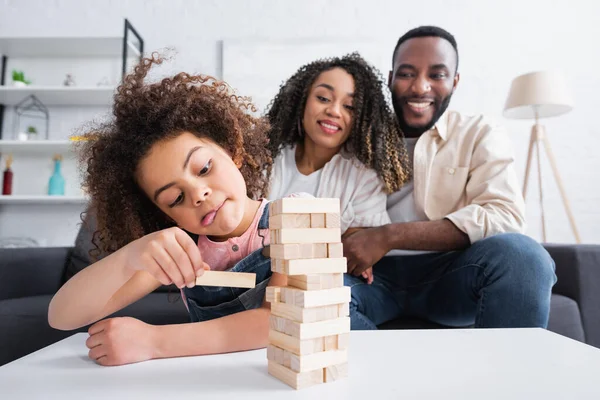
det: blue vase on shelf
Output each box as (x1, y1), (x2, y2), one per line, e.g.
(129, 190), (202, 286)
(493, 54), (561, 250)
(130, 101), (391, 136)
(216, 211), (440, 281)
(48, 155), (65, 196)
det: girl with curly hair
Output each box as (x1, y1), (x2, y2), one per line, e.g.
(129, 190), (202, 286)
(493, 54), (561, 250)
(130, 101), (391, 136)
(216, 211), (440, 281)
(48, 54), (288, 366)
(266, 53), (410, 282)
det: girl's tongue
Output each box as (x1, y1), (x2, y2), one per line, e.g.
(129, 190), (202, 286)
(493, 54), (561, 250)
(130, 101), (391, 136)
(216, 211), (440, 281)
(201, 209), (217, 226)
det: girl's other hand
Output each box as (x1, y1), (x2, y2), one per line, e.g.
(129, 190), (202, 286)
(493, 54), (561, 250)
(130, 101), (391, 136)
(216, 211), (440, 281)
(123, 227), (209, 289)
(86, 317), (159, 366)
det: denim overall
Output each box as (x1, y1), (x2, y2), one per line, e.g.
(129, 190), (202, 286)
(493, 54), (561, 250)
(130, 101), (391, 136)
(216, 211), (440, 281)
(182, 205), (272, 322)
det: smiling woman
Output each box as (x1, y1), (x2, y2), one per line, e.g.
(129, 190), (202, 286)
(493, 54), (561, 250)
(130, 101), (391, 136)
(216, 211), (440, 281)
(266, 52), (411, 234)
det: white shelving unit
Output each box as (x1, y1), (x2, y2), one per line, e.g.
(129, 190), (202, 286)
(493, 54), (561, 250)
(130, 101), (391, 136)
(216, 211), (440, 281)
(0, 139), (74, 154)
(0, 37), (141, 58)
(0, 195), (87, 205)
(0, 86), (115, 106)
(0, 20), (143, 246)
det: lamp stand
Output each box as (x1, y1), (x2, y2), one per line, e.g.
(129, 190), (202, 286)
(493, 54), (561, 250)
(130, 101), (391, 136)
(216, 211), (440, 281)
(522, 122), (581, 243)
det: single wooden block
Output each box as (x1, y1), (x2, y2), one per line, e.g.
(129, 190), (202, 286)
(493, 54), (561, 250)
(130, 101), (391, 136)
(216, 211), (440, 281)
(267, 360), (323, 390)
(337, 333), (350, 349)
(287, 273), (343, 290)
(269, 330), (323, 356)
(281, 286), (350, 308)
(328, 243), (344, 258)
(269, 243), (328, 260)
(321, 333), (349, 351)
(325, 213), (341, 228)
(268, 330), (348, 355)
(269, 214), (311, 229)
(324, 335), (338, 351)
(338, 302), (350, 317)
(310, 213), (325, 228)
(270, 228), (341, 244)
(269, 198), (340, 216)
(273, 257), (347, 275)
(265, 286), (281, 303)
(289, 348), (348, 373)
(269, 315), (350, 339)
(195, 270), (255, 288)
(267, 344), (286, 366)
(324, 362), (349, 383)
(271, 301), (344, 323)
(287, 274), (322, 284)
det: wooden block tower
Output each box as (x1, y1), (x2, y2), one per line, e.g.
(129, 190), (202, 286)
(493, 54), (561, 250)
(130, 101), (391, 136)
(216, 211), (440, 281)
(266, 197), (350, 390)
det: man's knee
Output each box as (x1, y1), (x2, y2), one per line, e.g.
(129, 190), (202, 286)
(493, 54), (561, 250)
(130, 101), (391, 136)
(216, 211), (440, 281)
(477, 233), (557, 289)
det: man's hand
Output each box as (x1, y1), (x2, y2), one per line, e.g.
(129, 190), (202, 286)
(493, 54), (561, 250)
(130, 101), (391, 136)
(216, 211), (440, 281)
(361, 267), (374, 284)
(343, 226), (389, 276)
(86, 317), (160, 366)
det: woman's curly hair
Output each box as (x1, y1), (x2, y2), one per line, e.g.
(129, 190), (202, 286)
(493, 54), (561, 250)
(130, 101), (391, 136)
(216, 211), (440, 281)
(76, 53), (272, 256)
(265, 52), (409, 193)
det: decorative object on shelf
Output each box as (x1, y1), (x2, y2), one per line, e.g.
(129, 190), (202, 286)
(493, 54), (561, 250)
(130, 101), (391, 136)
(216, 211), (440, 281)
(12, 95), (49, 141)
(504, 70), (580, 243)
(96, 76), (110, 86)
(63, 73), (76, 86)
(48, 154), (65, 195)
(2, 154), (14, 195)
(11, 69), (31, 87)
(27, 125), (38, 140)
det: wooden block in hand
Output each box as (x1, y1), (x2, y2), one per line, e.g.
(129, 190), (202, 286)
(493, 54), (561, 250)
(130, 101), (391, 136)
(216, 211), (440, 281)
(269, 197), (340, 216)
(269, 214), (311, 229)
(269, 330), (349, 356)
(195, 271), (255, 288)
(265, 286), (281, 303)
(328, 243), (343, 258)
(269, 243), (328, 260)
(287, 273), (343, 290)
(271, 301), (346, 323)
(270, 228), (341, 244)
(281, 286), (350, 308)
(267, 360), (323, 390)
(272, 257), (347, 275)
(269, 315), (350, 339)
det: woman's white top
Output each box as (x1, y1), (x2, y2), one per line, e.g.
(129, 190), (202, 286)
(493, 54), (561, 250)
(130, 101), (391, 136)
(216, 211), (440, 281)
(269, 145), (391, 234)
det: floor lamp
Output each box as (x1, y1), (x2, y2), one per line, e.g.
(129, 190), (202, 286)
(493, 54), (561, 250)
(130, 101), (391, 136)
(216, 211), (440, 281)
(503, 71), (581, 243)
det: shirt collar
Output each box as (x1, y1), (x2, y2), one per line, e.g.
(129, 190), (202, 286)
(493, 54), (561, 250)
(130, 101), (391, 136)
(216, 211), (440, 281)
(431, 111), (448, 141)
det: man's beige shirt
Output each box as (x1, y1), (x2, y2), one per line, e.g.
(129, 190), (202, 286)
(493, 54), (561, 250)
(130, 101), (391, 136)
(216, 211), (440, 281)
(410, 110), (525, 243)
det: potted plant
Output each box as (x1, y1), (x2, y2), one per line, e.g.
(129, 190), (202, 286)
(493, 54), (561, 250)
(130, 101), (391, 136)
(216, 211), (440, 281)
(12, 70), (31, 87)
(26, 126), (38, 140)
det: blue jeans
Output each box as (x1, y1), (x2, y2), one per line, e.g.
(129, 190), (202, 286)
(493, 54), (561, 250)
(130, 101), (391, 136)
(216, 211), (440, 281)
(346, 233), (557, 330)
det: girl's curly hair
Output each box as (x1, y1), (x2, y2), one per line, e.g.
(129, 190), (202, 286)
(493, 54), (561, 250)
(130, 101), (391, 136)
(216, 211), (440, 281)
(76, 53), (272, 256)
(265, 52), (409, 193)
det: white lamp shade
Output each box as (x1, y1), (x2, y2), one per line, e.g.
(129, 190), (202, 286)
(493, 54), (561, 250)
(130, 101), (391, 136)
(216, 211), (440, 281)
(503, 71), (574, 119)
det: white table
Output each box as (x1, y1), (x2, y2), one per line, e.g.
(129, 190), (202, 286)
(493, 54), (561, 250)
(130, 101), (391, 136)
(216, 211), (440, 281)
(1, 329), (599, 399)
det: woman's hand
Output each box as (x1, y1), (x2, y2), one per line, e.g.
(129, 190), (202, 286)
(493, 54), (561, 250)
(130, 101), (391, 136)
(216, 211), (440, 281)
(86, 317), (161, 366)
(123, 227), (209, 289)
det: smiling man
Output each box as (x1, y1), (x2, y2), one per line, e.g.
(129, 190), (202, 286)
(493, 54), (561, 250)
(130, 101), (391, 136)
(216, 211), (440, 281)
(343, 26), (557, 330)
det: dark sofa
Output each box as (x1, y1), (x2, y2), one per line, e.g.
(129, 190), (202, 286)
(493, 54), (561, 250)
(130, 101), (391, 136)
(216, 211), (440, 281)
(1, 232), (599, 366)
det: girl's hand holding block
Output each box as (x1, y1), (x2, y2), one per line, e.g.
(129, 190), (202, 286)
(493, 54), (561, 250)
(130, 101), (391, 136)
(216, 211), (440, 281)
(123, 226), (210, 289)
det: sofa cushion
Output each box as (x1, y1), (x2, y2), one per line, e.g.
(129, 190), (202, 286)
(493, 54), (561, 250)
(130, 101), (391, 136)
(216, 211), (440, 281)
(378, 294), (584, 342)
(0, 293), (190, 366)
(547, 294), (585, 342)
